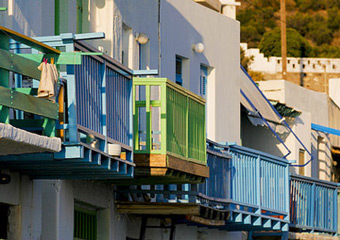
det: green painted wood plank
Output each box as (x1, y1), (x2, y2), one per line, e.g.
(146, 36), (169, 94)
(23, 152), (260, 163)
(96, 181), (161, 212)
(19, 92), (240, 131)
(17, 52), (93, 65)
(43, 118), (56, 137)
(0, 48), (41, 79)
(0, 26), (60, 54)
(14, 88), (38, 95)
(0, 33), (9, 123)
(0, 86), (58, 119)
(10, 119), (44, 128)
(0, 7), (7, 11)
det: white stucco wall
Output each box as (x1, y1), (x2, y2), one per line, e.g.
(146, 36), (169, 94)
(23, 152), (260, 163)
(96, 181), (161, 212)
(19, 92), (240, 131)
(1, 0), (55, 37)
(257, 80), (332, 180)
(1, 0), (241, 143)
(112, 0), (240, 143)
(241, 43), (340, 74)
(160, 0), (240, 143)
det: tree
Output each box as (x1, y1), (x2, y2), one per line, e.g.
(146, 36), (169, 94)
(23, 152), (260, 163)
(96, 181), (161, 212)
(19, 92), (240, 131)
(327, 7), (340, 32)
(258, 28), (314, 57)
(315, 44), (340, 57)
(307, 14), (333, 45)
(240, 47), (254, 71)
(287, 12), (312, 36)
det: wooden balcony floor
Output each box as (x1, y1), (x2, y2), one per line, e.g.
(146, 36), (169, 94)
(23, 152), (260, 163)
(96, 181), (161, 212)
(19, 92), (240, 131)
(116, 201), (289, 231)
(133, 153), (209, 184)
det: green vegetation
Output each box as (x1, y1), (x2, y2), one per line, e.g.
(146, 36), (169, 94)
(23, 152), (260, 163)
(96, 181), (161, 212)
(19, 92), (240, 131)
(237, 0), (340, 57)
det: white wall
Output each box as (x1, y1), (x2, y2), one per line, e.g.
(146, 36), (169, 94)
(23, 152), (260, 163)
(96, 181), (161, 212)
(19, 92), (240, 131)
(2, 0), (55, 37)
(329, 78), (340, 108)
(241, 43), (340, 74)
(113, 0), (240, 143)
(257, 80), (331, 180)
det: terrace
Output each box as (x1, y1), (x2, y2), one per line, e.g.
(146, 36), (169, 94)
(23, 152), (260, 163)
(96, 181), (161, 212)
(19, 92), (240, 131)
(116, 140), (290, 231)
(0, 27), (134, 179)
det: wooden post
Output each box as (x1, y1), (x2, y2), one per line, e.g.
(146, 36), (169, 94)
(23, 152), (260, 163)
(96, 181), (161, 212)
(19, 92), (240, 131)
(280, 0), (287, 80)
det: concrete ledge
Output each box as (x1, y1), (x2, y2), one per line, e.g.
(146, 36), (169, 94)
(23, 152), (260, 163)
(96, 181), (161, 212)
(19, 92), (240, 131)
(0, 123), (61, 155)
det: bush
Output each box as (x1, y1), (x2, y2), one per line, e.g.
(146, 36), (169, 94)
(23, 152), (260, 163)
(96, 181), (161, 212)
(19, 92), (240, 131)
(307, 14), (333, 45)
(259, 28), (314, 57)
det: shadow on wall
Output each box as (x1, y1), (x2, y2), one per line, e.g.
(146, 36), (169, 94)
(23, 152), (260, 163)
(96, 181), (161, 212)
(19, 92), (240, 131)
(240, 111), (288, 158)
(114, 0), (209, 82)
(311, 131), (333, 180)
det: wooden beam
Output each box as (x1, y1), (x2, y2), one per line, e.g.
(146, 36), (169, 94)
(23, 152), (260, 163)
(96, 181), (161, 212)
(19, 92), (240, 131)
(167, 155), (209, 178)
(134, 154), (167, 167)
(116, 202), (200, 215)
(0, 48), (41, 79)
(0, 86), (58, 119)
(186, 215), (225, 226)
(0, 26), (60, 54)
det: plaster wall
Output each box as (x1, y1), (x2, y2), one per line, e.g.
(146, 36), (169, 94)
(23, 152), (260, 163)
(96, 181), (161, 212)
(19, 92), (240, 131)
(1, 0), (55, 37)
(258, 80), (329, 126)
(328, 98), (340, 148)
(241, 43), (340, 74)
(0, 173), (43, 240)
(329, 78), (340, 108)
(257, 80), (332, 180)
(160, 0), (240, 143)
(1, 0), (241, 143)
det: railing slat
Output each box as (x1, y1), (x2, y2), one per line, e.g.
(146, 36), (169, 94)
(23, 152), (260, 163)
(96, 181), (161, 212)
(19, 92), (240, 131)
(290, 174), (337, 234)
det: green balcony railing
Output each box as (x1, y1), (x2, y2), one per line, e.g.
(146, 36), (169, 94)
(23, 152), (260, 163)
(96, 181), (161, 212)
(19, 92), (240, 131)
(0, 26), (61, 137)
(133, 78), (206, 165)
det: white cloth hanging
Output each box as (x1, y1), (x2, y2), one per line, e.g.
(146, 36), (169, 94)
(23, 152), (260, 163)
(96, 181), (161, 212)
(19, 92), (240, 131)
(37, 62), (58, 102)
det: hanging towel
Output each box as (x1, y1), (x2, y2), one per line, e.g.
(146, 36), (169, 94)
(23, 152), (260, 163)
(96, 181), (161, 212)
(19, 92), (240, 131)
(37, 62), (58, 102)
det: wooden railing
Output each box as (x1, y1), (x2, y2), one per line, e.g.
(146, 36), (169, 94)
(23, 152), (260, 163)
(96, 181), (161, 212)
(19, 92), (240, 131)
(0, 26), (60, 137)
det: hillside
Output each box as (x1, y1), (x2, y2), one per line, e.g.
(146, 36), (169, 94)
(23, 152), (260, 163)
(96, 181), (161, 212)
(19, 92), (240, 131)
(237, 0), (340, 58)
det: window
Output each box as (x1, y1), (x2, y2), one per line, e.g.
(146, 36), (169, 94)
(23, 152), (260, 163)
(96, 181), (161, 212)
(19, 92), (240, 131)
(74, 207), (97, 240)
(176, 56), (183, 86)
(299, 149), (305, 175)
(200, 65), (207, 99)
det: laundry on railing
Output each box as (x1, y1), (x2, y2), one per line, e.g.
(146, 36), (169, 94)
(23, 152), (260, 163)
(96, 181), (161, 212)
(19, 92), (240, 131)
(37, 62), (58, 103)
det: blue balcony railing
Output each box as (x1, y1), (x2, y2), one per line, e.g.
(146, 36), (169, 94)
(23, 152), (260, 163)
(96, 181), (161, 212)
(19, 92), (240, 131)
(117, 140), (290, 231)
(74, 42), (133, 153)
(0, 31), (134, 179)
(290, 174), (338, 234)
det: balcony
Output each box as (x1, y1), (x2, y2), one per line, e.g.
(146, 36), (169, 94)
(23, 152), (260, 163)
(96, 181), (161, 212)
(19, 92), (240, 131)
(0, 26), (62, 155)
(116, 140), (290, 231)
(133, 77), (209, 183)
(0, 29), (134, 179)
(290, 174), (338, 235)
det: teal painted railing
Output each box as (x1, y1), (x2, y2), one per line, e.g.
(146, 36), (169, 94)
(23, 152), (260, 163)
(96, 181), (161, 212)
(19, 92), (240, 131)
(32, 35), (134, 162)
(290, 174), (338, 234)
(0, 27), (60, 137)
(200, 143), (290, 222)
(0, 31), (134, 180)
(201, 143), (290, 216)
(117, 140), (290, 231)
(133, 78), (206, 165)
